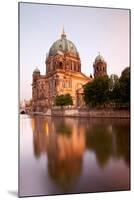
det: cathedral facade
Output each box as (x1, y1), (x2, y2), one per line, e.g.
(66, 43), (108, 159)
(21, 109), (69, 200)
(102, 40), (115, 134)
(32, 29), (107, 111)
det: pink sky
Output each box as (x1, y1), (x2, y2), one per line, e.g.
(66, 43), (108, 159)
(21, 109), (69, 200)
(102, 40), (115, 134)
(19, 3), (130, 101)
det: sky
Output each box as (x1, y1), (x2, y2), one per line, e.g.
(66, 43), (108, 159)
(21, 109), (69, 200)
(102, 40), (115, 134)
(19, 2), (130, 101)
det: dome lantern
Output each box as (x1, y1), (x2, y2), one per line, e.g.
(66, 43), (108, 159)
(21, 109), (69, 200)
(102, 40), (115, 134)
(61, 26), (66, 39)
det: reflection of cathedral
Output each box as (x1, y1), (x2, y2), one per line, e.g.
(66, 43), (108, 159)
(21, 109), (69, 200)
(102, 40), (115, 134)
(32, 116), (86, 189)
(32, 28), (107, 111)
(31, 116), (129, 190)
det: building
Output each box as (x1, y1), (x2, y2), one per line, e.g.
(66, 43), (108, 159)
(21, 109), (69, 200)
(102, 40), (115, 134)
(93, 53), (107, 78)
(20, 99), (32, 114)
(32, 29), (107, 111)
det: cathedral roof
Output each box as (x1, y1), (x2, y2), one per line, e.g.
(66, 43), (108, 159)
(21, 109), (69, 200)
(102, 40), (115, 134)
(48, 28), (79, 57)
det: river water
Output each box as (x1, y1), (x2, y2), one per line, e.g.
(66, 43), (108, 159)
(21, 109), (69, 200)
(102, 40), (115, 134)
(19, 115), (130, 197)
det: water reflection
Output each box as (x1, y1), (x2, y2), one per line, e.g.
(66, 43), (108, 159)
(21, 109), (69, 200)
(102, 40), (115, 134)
(112, 121), (130, 166)
(32, 116), (85, 190)
(86, 119), (130, 168)
(86, 125), (113, 167)
(31, 116), (130, 191)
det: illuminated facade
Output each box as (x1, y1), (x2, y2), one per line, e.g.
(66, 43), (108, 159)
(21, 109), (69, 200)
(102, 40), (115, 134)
(32, 29), (107, 111)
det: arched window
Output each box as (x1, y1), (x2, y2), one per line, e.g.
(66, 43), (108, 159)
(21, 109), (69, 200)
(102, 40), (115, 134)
(76, 63), (78, 71)
(79, 64), (81, 72)
(59, 62), (62, 69)
(74, 62), (76, 71)
(59, 44), (62, 49)
(63, 79), (72, 88)
(70, 61), (72, 70)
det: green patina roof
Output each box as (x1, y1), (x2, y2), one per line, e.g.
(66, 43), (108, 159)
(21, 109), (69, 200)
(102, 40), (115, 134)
(48, 31), (78, 57)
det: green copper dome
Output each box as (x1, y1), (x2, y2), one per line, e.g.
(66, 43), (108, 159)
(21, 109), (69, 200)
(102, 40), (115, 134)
(48, 29), (79, 57)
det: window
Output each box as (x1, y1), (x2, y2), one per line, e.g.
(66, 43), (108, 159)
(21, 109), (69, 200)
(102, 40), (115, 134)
(74, 63), (76, 71)
(63, 79), (72, 88)
(59, 62), (63, 69)
(59, 44), (62, 49)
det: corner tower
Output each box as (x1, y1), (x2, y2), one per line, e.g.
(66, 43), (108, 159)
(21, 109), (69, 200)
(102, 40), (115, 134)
(93, 53), (107, 78)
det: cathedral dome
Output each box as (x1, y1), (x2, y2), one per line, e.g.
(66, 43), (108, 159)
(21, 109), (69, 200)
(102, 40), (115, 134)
(48, 29), (79, 57)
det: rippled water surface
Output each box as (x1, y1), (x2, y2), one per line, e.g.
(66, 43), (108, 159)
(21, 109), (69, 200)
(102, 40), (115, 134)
(19, 115), (130, 197)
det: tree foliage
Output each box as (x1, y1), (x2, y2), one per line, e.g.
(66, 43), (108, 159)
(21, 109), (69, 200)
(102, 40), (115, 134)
(109, 74), (119, 92)
(109, 74), (120, 103)
(83, 67), (130, 108)
(110, 67), (130, 106)
(83, 76), (109, 107)
(54, 93), (73, 107)
(118, 67), (130, 105)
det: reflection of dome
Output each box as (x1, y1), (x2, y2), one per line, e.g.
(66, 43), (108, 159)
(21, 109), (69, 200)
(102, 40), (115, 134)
(48, 29), (78, 57)
(95, 54), (105, 62)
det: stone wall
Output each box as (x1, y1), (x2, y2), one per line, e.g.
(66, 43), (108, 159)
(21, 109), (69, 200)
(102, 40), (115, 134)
(34, 108), (130, 118)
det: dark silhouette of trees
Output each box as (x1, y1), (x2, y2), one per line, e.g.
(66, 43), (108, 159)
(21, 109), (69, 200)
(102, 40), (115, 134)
(110, 67), (130, 107)
(83, 76), (109, 107)
(119, 67), (130, 106)
(83, 67), (130, 108)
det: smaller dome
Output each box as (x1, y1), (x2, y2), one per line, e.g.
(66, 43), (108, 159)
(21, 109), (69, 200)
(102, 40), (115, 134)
(33, 67), (40, 73)
(95, 54), (105, 62)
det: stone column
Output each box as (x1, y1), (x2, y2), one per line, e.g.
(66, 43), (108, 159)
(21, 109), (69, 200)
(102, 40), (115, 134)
(72, 61), (74, 71)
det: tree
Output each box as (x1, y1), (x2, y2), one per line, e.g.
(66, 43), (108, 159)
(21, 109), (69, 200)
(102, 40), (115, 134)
(83, 76), (109, 107)
(54, 93), (73, 107)
(29, 99), (33, 111)
(109, 74), (120, 103)
(119, 67), (130, 106)
(108, 68), (130, 108)
(111, 80), (121, 105)
(83, 67), (130, 109)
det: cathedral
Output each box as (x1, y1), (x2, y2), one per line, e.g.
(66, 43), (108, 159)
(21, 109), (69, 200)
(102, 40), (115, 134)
(32, 29), (107, 111)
